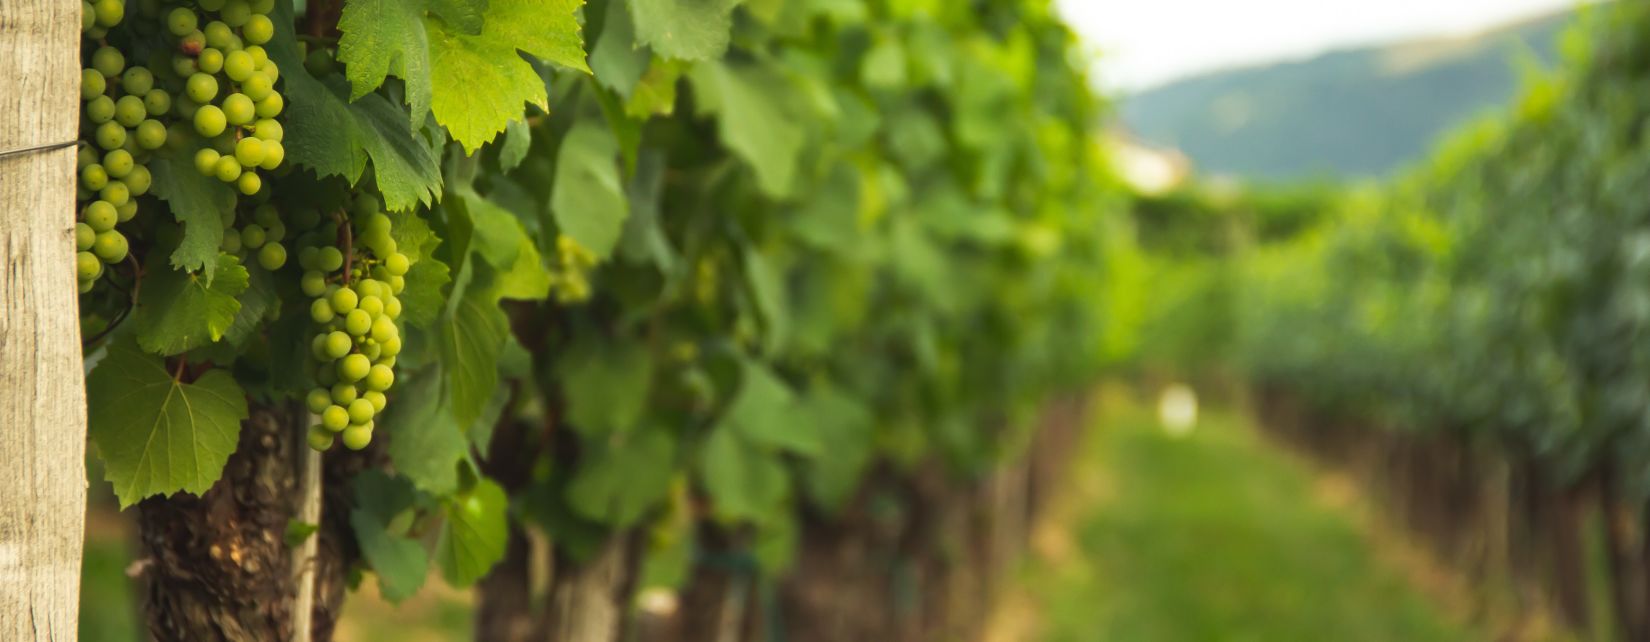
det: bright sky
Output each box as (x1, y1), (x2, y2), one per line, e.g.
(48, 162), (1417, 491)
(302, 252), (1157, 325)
(1054, 0), (1581, 92)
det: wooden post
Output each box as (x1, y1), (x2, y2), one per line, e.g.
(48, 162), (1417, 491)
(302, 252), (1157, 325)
(0, 0), (89, 640)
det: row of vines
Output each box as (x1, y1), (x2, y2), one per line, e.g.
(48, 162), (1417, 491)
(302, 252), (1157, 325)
(38, 0), (1123, 639)
(1139, 4), (1650, 639)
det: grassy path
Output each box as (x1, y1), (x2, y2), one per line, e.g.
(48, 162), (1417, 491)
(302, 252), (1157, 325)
(997, 394), (1478, 642)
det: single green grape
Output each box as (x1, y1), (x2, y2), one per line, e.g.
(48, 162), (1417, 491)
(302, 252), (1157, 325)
(115, 200), (138, 222)
(245, 46), (268, 68)
(84, 95), (116, 124)
(329, 286), (358, 314)
(241, 73), (273, 102)
(113, 95), (145, 127)
(219, 230), (242, 253)
(221, 94), (254, 126)
(221, 0), (251, 26)
(311, 297), (336, 324)
(94, 121), (126, 150)
(264, 219), (285, 243)
(203, 20), (234, 49)
(316, 246), (344, 272)
(330, 382), (358, 405)
(346, 399), (374, 425)
(251, 0), (275, 13)
(92, 0), (123, 27)
(382, 297), (402, 322)
(77, 145), (97, 169)
(357, 295), (384, 318)
(343, 309), (371, 337)
(101, 149), (133, 178)
(124, 165), (151, 196)
(259, 139), (284, 170)
(253, 118), (283, 141)
(166, 7), (197, 36)
(91, 47), (124, 78)
(80, 69), (106, 100)
(363, 364), (394, 392)
(194, 104), (227, 137)
(256, 241), (285, 269)
(234, 136), (266, 167)
(301, 271), (327, 297)
(199, 0), (225, 11)
(212, 155), (241, 182)
(81, 1), (94, 31)
(185, 73), (218, 103)
(84, 200), (118, 232)
(194, 148), (221, 176)
(359, 341), (381, 361)
(384, 253), (410, 276)
(236, 171), (261, 196)
(198, 48), (224, 75)
(321, 405), (350, 432)
(120, 67), (153, 96)
(134, 119), (167, 150)
(223, 50), (255, 83)
(76, 252), (103, 281)
(307, 426), (335, 451)
(337, 354), (371, 383)
(243, 14), (273, 45)
(253, 91), (284, 119)
(143, 89), (171, 116)
(99, 181), (129, 207)
(363, 390), (387, 413)
(355, 279), (382, 299)
(170, 52), (199, 78)
(305, 388), (332, 414)
(322, 330), (351, 359)
(80, 164), (109, 190)
(92, 230), (128, 263)
(369, 316), (397, 343)
(238, 223), (266, 250)
(341, 423), (372, 450)
(75, 223), (96, 251)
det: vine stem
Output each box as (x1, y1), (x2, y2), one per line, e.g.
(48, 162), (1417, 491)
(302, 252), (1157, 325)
(290, 415), (322, 642)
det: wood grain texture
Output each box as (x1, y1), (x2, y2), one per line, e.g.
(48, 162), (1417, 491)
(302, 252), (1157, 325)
(0, 1), (89, 640)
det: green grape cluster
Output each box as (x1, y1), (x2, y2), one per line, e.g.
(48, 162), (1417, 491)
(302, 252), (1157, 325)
(75, 7), (153, 291)
(298, 195), (410, 452)
(217, 202), (288, 270)
(548, 234), (598, 303)
(165, 0), (285, 195)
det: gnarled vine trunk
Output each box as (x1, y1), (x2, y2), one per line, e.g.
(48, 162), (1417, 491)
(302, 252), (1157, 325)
(0, 1), (88, 639)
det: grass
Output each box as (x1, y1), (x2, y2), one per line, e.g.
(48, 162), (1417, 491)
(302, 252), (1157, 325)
(1001, 392), (1477, 642)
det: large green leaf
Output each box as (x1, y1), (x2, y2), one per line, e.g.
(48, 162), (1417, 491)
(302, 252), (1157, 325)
(436, 478), (508, 586)
(336, 0), (490, 127)
(558, 338), (653, 436)
(382, 369), (469, 495)
(721, 360), (817, 455)
(551, 121), (629, 259)
(590, 0), (649, 96)
(698, 428), (787, 521)
(88, 340), (249, 508)
(350, 471), (429, 602)
(797, 385), (874, 510)
(148, 156), (233, 277)
(688, 60), (805, 197)
(429, 0), (591, 152)
(132, 254), (250, 356)
(266, 1), (442, 211)
(438, 287), (510, 428)
(628, 0), (740, 61)
(566, 425), (675, 526)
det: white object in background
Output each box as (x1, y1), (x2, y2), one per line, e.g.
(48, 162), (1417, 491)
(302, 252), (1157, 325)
(1158, 384), (1198, 437)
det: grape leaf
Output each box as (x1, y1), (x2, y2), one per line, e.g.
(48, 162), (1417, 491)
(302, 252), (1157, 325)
(389, 210), (443, 264)
(398, 257), (453, 329)
(148, 156), (233, 277)
(688, 60), (805, 197)
(436, 478), (508, 586)
(429, 0), (591, 153)
(133, 254), (250, 356)
(266, 1), (442, 211)
(493, 236), (552, 301)
(551, 121), (628, 259)
(720, 360), (816, 455)
(336, 0), (436, 127)
(438, 287), (510, 428)
(500, 119), (532, 171)
(88, 340), (249, 508)
(590, 0), (649, 96)
(629, 0), (740, 61)
(743, 249), (788, 354)
(566, 425), (674, 526)
(624, 58), (684, 118)
(221, 265), (278, 346)
(350, 510), (429, 603)
(382, 369), (468, 495)
(796, 384), (873, 511)
(558, 339), (653, 436)
(699, 428), (787, 521)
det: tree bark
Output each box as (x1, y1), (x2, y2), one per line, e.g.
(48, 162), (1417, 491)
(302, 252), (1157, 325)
(0, 0), (89, 639)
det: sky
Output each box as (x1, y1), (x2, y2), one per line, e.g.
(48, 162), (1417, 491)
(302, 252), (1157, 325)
(1054, 0), (1581, 92)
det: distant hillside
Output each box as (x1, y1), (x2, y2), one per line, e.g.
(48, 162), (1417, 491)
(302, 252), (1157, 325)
(1120, 10), (1573, 181)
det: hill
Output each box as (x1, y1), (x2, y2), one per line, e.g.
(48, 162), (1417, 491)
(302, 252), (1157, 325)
(1119, 10), (1573, 180)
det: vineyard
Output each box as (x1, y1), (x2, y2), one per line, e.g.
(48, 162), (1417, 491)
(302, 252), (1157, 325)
(6, 0), (1650, 640)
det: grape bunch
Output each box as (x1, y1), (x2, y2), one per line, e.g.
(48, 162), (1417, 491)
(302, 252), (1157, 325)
(76, 9), (160, 291)
(547, 234), (598, 303)
(165, 0), (286, 195)
(298, 196), (410, 452)
(218, 202), (288, 270)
